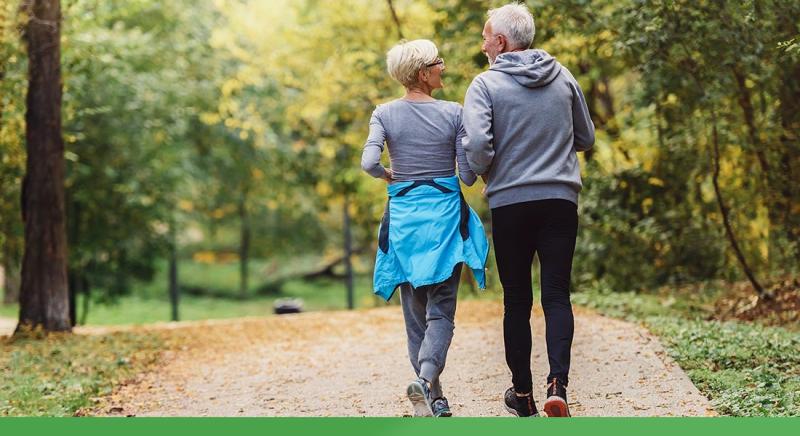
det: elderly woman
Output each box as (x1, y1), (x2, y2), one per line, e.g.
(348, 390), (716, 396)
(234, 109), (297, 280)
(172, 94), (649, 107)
(361, 39), (489, 418)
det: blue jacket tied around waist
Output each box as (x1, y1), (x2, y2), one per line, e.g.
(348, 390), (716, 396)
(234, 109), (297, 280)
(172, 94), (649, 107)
(372, 176), (489, 301)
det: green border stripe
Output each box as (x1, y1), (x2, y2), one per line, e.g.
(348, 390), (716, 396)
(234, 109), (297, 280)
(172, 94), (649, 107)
(0, 417), (798, 436)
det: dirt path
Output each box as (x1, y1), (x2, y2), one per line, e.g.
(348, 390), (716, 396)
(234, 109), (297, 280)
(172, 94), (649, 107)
(0, 317), (15, 336)
(90, 301), (715, 417)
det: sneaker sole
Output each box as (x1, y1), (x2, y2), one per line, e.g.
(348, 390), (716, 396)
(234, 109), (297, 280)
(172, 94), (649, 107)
(407, 382), (433, 417)
(503, 401), (541, 417)
(434, 410), (452, 418)
(504, 402), (520, 417)
(543, 396), (570, 417)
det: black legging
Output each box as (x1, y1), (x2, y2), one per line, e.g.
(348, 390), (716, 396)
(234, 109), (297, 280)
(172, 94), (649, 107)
(491, 199), (577, 393)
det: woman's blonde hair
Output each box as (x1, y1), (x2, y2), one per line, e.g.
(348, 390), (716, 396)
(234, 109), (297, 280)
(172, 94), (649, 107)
(386, 39), (439, 88)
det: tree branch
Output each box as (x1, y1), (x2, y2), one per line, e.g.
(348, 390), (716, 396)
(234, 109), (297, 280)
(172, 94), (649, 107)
(709, 110), (769, 300)
(386, 0), (404, 39)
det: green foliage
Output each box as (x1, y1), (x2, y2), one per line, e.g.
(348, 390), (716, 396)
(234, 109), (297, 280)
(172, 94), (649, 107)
(614, 0), (800, 278)
(0, 0), (25, 286)
(0, 331), (164, 416)
(649, 317), (800, 416)
(576, 288), (800, 416)
(60, 0), (215, 297)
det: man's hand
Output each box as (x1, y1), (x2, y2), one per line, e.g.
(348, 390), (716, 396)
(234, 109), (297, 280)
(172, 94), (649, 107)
(382, 168), (394, 183)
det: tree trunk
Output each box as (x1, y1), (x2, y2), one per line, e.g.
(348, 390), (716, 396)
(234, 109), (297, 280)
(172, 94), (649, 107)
(16, 0), (71, 334)
(168, 220), (179, 322)
(709, 113), (769, 299)
(238, 192), (250, 298)
(343, 193), (354, 310)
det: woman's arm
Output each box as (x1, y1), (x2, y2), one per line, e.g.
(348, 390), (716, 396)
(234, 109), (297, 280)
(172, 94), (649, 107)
(361, 109), (392, 180)
(455, 108), (477, 186)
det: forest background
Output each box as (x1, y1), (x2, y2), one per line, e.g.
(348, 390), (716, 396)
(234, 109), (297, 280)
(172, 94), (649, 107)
(0, 0), (798, 417)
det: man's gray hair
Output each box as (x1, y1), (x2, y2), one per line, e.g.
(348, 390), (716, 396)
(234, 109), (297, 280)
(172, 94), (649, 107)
(487, 3), (535, 50)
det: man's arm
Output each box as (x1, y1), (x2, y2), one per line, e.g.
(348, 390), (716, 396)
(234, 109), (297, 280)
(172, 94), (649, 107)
(570, 78), (595, 152)
(462, 77), (495, 175)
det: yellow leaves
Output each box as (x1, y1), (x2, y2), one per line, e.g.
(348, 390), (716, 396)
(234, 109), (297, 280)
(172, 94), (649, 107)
(223, 117), (239, 129)
(699, 177), (716, 203)
(178, 200), (194, 212)
(642, 197), (654, 214)
(292, 140), (306, 152)
(200, 112), (221, 125)
(758, 241), (769, 261)
(153, 130), (166, 144)
(193, 250), (239, 264)
(221, 78), (243, 98)
(319, 141), (337, 160)
(210, 209), (226, 219)
(316, 181), (333, 197)
(251, 168), (263, 181)
(342, 131), (363, 148)
(648, 177), (665, 187)
(719, 147), (744, 188)
(210, 204), (236, 219)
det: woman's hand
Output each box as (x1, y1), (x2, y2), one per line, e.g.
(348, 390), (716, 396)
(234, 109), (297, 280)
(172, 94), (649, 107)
(382, 168), (394, 183)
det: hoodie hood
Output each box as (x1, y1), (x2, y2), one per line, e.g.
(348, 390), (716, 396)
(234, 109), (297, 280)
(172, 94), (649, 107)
(489, 49), (562, 88)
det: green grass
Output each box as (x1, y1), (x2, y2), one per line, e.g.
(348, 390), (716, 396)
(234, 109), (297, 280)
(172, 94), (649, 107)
(1, 258), (503, 326)
(0, 259), (395, 326)
(573, 289), (800, 416)
(0, 330), (164, 416)
(0, 303), (15, 319)
(73, 274), (388, 326)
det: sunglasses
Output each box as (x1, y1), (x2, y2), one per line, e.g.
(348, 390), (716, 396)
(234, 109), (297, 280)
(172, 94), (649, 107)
(425, 57), (445, 68)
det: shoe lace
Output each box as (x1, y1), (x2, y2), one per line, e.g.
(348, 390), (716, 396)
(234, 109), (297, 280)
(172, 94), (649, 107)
(547, 377), (559, 397)
(513, 390), (535, 415)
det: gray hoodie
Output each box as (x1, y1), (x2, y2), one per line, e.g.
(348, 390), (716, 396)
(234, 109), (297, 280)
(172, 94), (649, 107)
(463, 49), (595, 209)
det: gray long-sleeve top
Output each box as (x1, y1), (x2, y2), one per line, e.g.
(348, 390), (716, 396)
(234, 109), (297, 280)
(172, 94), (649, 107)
(361, 99), (477, 186)
(463, 49), (595, 209)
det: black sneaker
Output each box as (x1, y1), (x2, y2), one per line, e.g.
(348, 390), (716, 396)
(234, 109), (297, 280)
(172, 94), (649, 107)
(431, 397), (452, 417)
(407, 378), (434, 417)
(503, 387), (540, 417)
(543, 378), (570, 417)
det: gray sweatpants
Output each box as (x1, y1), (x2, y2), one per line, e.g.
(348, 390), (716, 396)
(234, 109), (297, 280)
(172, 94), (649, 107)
(399, 263), (462, 399)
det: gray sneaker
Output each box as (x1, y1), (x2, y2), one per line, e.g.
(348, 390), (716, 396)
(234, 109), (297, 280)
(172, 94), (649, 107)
(504, 387), (541, 417)
(406, 378), (434, 417)
(431, 397), (452, 417)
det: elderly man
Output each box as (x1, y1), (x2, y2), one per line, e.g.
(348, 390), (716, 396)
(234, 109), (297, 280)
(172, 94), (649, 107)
(463, 3), (595, 418)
